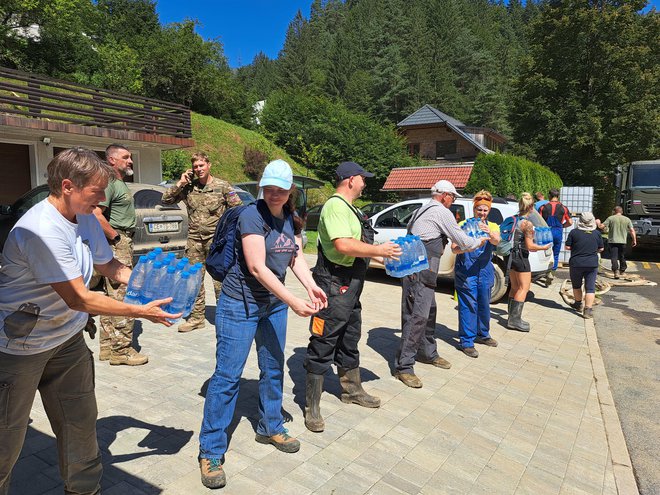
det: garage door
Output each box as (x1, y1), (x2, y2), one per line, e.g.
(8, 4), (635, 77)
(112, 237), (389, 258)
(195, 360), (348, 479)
(0, 143), (31, 204)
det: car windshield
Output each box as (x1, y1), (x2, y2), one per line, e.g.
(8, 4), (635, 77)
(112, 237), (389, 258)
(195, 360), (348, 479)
(631, 164), (660, 188)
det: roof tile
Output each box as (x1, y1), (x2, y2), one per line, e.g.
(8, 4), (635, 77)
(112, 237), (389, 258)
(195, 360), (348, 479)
(382, 166), (473, 191)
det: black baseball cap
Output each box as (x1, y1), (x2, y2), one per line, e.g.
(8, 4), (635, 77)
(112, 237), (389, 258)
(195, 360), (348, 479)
(335, 161), (375, 180)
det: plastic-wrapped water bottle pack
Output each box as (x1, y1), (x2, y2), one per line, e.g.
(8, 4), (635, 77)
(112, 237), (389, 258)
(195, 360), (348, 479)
(462, 217), (489, 238)
(123, 247), (203, 323)
(384, 235), (429, 278)
(534, 227), (553, 245)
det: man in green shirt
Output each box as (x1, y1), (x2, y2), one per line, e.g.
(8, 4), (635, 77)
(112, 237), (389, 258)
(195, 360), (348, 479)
(303, 161), (401, 433)
(597, 206), (637, 278)
(92, 144), (146, 366)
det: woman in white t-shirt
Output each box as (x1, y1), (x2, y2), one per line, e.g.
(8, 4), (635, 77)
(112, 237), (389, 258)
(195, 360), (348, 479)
(0, 148), (179, 494)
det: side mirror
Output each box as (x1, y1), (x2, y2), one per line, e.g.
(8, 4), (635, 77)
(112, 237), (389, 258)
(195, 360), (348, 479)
(614, 172), (622, 189)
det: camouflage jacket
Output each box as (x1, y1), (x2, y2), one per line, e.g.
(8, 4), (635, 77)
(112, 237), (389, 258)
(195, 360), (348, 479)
(161, 176), (242, 241)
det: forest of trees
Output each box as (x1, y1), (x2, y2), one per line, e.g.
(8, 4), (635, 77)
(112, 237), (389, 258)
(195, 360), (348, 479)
(1, 0), (658, 209)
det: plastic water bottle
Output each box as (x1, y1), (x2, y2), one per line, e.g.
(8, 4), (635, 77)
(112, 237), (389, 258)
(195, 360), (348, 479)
(413, 236), (429, 271)
(166, 271), (192, 323)
(124, 256), (148, 305)
(156, 265), (178, 301)
(546, 227), (553, 244)
(141, 261), (165, 304)
(183, 266), (203, 317)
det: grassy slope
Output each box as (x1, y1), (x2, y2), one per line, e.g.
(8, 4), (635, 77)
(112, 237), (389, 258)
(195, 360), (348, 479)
(163, 113), (330, 192)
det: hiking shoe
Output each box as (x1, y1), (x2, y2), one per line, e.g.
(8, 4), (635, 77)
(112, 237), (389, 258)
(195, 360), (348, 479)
(583, 307), (593, 319)
(109, 348), (148, 366)
(613, 270), (620, 279)
(178, 319), (206, 333)
(99, 347), (110, 361)
(475, 337), (498, 347)
(570, 300), (583, 312)
(255, 429), (300, 453)
(462, 347), (479, 358)
(199, 458), (226, 489)
(418, 356), (452, 369)
(395, 372), (422, 388)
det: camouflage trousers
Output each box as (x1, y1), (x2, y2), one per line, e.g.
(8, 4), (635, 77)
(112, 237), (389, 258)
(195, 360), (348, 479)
(185, 237), (221, 323)
(100, 232), (134, 355)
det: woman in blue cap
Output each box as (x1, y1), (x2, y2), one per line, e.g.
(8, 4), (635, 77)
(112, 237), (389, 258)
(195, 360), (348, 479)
(198, 159), (327, 489)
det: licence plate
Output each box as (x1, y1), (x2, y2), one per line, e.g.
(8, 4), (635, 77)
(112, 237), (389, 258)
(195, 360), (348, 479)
(147, 222), (178, 233)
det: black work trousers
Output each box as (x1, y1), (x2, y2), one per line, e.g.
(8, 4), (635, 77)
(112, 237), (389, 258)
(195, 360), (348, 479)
(608, 243), (628, 273)
(395, 273), (440, 374)
(304, 269), (365, 376)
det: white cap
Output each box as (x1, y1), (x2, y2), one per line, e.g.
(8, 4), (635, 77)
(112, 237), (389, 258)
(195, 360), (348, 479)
(430, 180), (461, 197)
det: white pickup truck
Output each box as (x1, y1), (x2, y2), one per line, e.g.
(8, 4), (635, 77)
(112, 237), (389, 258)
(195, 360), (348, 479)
(367, 198), (554, 302)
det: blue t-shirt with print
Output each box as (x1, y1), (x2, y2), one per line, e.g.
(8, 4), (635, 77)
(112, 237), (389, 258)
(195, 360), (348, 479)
(222, 201), (297, 304)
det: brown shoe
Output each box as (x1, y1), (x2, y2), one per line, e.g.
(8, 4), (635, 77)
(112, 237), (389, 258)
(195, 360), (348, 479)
(583, 307), (593, 319)
(109, 348), (148, 366)
(199, 458), (226, 489)
(255, 429), (300, 453)
(475, 337), (498, 347)
(462, 346), (479, 358)
(178, 319), (206, 333)
(395, 372), (422, 388)
(99, 347), (110, 361)
(418, 356), (452, 369)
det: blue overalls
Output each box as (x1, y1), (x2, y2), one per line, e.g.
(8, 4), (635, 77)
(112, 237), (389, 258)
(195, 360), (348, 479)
(455, 230), (495, 349)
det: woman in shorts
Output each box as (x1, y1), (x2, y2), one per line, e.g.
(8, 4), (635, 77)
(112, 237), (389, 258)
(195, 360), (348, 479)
(565, 212), (604, 319)
(507, 192), (553, 332)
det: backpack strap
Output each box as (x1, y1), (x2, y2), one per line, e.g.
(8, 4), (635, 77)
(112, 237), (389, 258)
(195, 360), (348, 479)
(407, 203), (438, 234)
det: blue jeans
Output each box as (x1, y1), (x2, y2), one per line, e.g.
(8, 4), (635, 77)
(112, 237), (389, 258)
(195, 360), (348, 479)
(456, 267), (493, 348)
(199, 294), (288, 461)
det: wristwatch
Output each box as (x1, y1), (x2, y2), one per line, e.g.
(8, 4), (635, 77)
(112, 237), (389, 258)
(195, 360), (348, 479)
(109, 234), (121, 245)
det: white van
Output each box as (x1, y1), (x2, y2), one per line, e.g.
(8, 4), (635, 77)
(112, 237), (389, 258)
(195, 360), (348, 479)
(367, 198), (553, 302)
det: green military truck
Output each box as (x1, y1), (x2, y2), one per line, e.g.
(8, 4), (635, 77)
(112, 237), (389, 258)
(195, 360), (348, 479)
(615, 159), (660, 249)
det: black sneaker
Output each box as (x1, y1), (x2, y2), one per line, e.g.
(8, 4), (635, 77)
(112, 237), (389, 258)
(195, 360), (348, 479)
(570, 300), (583, 312)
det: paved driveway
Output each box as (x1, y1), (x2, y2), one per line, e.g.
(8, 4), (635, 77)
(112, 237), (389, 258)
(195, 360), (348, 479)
(10, 256), (630, 494)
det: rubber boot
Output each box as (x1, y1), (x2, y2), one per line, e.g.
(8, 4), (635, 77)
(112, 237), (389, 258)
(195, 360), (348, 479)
(304, 373), (325, 432)
(507, 300), (530, 332)
(338, 367), (381, 408)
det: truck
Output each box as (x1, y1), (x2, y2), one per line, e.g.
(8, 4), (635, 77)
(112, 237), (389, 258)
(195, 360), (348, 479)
(615, 159), (660, 249)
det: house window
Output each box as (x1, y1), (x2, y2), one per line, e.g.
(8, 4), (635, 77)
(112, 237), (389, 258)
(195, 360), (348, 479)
(436, 140), (457, 158)
(408, 143), (420, 157)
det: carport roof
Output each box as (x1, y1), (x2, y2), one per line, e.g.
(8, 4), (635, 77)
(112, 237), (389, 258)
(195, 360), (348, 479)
(382, 165), (473, 191)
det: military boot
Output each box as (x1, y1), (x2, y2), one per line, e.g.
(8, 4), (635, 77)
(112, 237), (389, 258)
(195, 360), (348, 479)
(304, 373), (325, 432)
(109, 348), (149, 366)
(507, 300), (530, 332)
(178, 318), (206, 333)
(338, 367), (380, 408)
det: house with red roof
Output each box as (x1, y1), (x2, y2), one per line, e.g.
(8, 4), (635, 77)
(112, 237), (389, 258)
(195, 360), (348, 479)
(382, 105), (507, 198)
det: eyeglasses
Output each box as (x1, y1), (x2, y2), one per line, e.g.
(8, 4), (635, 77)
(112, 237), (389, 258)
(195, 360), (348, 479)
(445, 192), (456, 201)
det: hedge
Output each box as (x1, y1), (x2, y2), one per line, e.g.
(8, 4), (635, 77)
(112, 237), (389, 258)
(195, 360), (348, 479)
(464, 153), (562, 199)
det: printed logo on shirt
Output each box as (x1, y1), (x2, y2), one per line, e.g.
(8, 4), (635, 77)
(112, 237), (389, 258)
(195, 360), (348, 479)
(273, 232), (295, 253)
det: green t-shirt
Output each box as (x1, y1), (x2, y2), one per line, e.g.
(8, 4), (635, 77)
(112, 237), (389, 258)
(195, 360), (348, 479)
(318, 195), (362, 267)
(603, 215), (633, 244)
(99, 178), (136, 230)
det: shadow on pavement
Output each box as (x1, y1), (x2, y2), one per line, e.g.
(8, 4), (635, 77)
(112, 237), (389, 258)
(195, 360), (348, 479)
(10, 415), (193, 495)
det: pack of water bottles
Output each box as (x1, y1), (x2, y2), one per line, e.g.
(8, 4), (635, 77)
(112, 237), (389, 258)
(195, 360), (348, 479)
(384, 235), (429, 278)
(462, 217), (489, 238)
(534, 226), (553, 245)
(123, 247), (203, 323)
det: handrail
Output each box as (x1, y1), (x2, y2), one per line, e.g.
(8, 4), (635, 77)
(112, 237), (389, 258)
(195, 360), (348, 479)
(0, 66), (192, 138)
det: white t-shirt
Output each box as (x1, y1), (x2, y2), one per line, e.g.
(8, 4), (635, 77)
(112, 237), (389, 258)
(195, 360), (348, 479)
(0, 199), (113, 354)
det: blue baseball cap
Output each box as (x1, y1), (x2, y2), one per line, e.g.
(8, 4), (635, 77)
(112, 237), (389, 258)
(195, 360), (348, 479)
(259, 159), (293, 189)
(335, 161), (375, 180)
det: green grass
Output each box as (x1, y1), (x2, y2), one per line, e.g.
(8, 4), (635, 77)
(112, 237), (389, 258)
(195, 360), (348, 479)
(163, 112), (334, 206)
(304, 230), (318, 254)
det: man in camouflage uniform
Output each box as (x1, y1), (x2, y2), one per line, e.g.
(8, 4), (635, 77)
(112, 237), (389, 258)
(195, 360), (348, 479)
(93, 143), (148, 365)
(162, 152), (242, 332)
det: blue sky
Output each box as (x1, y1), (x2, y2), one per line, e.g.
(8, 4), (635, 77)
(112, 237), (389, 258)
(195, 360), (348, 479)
(156, 0), (659, 69)
(156, 0), (313, 68)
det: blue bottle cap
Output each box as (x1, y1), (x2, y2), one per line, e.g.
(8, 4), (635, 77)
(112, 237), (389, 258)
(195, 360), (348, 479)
(139, 255), (147, 263)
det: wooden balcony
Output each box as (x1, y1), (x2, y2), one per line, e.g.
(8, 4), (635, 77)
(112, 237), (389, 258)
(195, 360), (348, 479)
(0, 66), (194, 147)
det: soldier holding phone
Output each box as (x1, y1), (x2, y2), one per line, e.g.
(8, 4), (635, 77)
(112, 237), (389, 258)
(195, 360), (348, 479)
(161, 152), (242, 332)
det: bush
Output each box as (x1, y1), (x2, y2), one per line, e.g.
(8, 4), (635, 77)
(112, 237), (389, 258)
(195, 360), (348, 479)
(242, 146), (268, 179)
(464, 153), (562, 199)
